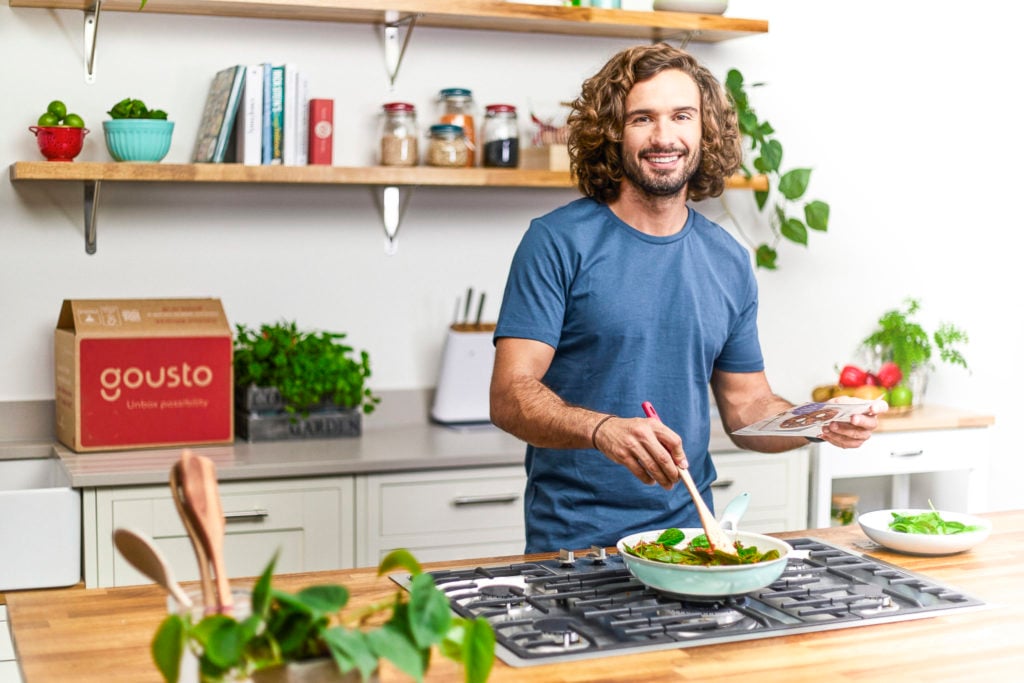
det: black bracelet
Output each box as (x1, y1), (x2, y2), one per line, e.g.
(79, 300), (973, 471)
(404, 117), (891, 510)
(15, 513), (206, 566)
(591, 414), (615, 450)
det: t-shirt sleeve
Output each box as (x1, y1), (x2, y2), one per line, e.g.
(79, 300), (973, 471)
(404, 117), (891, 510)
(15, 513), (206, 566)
(494, 219), (568, 350)
(713, 264), (765, 373)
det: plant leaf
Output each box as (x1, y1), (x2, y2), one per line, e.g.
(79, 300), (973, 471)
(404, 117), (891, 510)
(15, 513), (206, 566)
(756, 244), (778, 269)
(151, 615), (186, 683)
(295, 584), (350, 614)
(781, 217), (809, 245)
(778, 168), (811, 200)
(324, 627), (379, 681)
(760, 139), (782, 173)
(754, 189), (769, 211)
(378, 548), (423, 577)
(408, 573), (453, 649)
(804, 200), (830, 231)
(367, 623), (428, 682)
(456, 618), (496, 683)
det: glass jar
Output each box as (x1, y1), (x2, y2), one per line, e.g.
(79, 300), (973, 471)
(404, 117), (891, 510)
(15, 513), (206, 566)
(482, 104), (519, 168)
(830, 493), (859, 527)
(379, 102), (418, 166)
(438, 88), (476, 167)
(426, 124), (468, 167)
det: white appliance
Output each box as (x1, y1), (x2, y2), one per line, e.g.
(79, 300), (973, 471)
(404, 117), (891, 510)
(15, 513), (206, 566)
(431, 324), (495, 425)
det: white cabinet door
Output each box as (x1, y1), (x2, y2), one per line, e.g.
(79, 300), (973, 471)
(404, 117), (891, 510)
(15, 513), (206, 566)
(84, 476), (355, 588)
(355, 466), (526, 567)
(710, 449), (809, 533)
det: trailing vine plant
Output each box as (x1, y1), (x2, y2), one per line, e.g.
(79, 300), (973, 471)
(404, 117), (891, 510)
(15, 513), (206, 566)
(722, 69), (830, 269)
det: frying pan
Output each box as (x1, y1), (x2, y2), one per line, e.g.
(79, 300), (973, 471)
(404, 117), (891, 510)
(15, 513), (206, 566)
(616, 527), (792, 597)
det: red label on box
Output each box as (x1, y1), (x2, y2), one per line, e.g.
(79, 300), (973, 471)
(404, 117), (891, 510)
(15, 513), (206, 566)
(79, 337), (233, 447)
(308, 98), (333, 165)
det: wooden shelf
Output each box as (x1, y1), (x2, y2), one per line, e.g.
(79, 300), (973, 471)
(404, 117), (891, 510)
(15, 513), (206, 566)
(9, 0), (768, 43)
(9, 161), (768, 191)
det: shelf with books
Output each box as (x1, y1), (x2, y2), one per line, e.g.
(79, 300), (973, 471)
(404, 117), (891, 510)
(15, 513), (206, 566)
(8, 161), (768, 253)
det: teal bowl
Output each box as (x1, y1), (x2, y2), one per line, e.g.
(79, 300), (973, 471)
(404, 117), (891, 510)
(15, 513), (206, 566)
(102, 119), (174, 162)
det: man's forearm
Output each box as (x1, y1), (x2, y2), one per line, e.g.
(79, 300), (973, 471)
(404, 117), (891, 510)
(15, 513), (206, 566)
(491, 374), (607, 450)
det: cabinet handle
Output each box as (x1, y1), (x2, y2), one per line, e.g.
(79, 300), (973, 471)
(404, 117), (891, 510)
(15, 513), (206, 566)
(890, 449), (925, 458)
(710, 479), (735, 489)
(223, 508), (270, 523)
(452, 494), (520, 506)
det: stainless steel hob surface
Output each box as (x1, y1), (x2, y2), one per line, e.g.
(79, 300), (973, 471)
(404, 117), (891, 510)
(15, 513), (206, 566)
(394, 537), (985, 666)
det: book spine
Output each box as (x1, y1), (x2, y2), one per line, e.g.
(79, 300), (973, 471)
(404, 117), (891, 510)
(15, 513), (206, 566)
(237, 64), (263, 166)
(282, 64), (299, 166)
(213, 65), (245, 163)
(296, 74), (310, 166)
(308, 98), (333, 166)
(270, 65), (285, 165)
(261, 62), (273, 164)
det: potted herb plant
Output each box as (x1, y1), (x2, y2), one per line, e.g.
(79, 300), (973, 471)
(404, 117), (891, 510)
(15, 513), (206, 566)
(152, 549), (496, 683)
(103, 97), (174, 162)
(233, 321), (380, 441)
(860, 297), (969, 408)
(722, 69), (830, 270)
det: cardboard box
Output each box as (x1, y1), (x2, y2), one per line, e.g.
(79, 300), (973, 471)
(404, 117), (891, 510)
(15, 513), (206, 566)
(519, 144), (570, 171)
(54, 298), (234, 452)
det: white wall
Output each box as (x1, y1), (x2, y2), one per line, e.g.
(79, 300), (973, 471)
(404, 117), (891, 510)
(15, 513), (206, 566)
(1, 1), (1019, 510)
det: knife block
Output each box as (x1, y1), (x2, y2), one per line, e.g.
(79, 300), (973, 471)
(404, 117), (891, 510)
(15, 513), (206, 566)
(430, 323), (496, 425)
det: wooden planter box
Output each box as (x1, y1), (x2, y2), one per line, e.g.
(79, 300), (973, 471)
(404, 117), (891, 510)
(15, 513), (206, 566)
(235, 385), (361, 442)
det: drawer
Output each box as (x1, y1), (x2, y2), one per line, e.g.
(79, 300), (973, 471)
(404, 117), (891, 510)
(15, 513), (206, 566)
(710, 449), (808, 533)
(820, 428), (986, 478)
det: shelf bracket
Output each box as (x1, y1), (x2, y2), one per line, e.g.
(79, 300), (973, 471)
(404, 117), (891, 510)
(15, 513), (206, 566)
(84, 180), (101, 254)
(381, 10), (418, 90)
(373, 185), (412, 255)
(83, 0), (103, 83)
(658, 30), (697, 49)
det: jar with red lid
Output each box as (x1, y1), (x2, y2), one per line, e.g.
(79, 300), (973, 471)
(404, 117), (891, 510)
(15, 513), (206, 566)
(482, 104), (519, 168)
(379, 102), (418, 166)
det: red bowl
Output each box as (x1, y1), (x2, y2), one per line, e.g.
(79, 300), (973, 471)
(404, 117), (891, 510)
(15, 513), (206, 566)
(30, 125), (89, 162)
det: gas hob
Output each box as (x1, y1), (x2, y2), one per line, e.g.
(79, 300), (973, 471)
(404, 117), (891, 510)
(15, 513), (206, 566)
(393, 538), (985, 666)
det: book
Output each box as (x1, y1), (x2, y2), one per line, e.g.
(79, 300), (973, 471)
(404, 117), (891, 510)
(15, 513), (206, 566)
(192, 65), (245, 163)
(307, 98), (333, 165)
(282, 63), (299, 165)
(261, 62), (273, 164)
(269, 64), (285, 165)
(732, 400), (878, 438)
(296, 73), (310, 166)
(235, 64), (264, 166)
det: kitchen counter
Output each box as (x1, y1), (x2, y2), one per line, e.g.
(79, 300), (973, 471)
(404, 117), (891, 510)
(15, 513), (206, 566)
(6, 510), (1022, 682)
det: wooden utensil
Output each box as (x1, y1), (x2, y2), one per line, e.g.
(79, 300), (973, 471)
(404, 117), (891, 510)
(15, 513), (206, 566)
(113, 527), (193, 610)
(179, 449), (233, 614)
(641, 401), (738, 557)
(170, 460), (215, 610)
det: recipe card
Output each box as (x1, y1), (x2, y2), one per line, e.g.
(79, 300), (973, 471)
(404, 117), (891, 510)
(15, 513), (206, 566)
(733, 401), (877, 438)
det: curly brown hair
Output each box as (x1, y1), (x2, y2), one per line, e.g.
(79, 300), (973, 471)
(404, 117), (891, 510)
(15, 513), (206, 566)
(568, 43), (741, 203)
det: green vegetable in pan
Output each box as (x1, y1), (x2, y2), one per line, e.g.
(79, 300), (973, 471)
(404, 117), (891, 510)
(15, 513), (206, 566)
(623, 528), (780, 566)
(888, 503), (982, 535)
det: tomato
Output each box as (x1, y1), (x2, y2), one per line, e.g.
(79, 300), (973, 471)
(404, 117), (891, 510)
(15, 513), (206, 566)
(876, 362), (903, 389)
(888, 384), (913, 408)
(838, 364), (867, 387)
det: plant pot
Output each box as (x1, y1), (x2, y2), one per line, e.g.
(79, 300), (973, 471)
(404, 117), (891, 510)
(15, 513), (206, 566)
(29, 125), (88, 161)
(252, 659), (377, 683)
(103, 119), (174, 162)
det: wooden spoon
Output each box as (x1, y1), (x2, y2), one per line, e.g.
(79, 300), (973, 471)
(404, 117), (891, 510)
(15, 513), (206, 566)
(641, 401), (738, 557)
(113, 527), (193, 610)
(170, 460), (215, 610)
(179, 449), (234, 614)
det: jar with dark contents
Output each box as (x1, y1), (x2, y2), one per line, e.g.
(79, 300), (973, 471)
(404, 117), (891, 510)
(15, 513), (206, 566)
(379, 102), (418, 166)
(482, 104), (519, 168)
(426, 124), (468, 167)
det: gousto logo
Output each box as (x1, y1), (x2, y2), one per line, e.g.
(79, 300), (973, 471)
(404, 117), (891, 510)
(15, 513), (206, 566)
(99, 363), (214, 402)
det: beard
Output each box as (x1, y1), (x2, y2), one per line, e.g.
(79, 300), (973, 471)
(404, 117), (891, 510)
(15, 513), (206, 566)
(621, 146), (701, 198)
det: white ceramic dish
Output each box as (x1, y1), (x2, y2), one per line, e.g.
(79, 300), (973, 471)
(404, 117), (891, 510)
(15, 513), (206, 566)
(617, 528), (792, 597)
(857, 509), (992, 556)
(653, 0), (727, 15)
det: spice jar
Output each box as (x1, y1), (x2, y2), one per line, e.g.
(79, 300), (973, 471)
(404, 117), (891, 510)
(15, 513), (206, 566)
(482, 104), (519, 168)
(426, 124), (468, 167)
(379, 102), (418, 166)
(830, 493), (859, 527)
(438, 88), (476, 167)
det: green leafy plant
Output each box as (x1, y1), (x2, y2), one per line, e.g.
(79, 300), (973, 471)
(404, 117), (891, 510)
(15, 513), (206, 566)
(108, 97), (168, 120)
(234, 321), (380, 415)
(152, 549), (496, 683)
(861, 297), (969, 379)
(723, 69), (830, 270)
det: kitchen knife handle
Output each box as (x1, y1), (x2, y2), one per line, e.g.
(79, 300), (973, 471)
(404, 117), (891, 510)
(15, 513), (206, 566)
(452, 494), (520, 506)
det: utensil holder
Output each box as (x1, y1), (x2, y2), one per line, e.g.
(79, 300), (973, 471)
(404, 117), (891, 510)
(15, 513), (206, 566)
(430, 323), (496, 425)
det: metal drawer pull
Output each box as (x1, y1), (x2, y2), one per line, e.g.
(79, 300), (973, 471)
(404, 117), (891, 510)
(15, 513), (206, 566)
(223, 508), (270, 522)
(891, 449), (925, 458)
(452, 494), (520, 506)
(710, 479), (735, 488)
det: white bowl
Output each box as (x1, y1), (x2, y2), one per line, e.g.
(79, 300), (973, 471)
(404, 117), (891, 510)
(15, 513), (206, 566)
(653, 0), (727, 14)
(857, 509), (992, 556)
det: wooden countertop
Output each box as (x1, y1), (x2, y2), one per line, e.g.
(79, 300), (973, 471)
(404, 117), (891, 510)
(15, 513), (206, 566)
(6, 510), (1022, 682)
(875, 404), (995, 432)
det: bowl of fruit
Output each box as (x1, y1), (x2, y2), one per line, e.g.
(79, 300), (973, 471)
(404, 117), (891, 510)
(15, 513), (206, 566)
(29, 100), (88, 162)
(812, 361), (914, 413)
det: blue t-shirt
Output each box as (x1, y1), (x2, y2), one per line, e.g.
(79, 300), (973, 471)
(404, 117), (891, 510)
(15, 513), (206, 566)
(495, 197), (764, 552)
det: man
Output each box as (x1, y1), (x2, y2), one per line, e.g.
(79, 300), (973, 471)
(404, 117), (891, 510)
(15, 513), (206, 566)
(490, 44), (885, 553)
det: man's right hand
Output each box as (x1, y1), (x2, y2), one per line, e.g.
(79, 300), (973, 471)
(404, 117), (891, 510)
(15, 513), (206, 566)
(592, 416), (687, 489)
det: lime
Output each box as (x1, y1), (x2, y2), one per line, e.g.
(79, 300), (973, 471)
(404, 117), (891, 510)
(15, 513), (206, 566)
(888, 385), (913, 408)
(63, 113), (85, 128)
(47, 100), (67, 119)
(37, 112), (60, 126)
